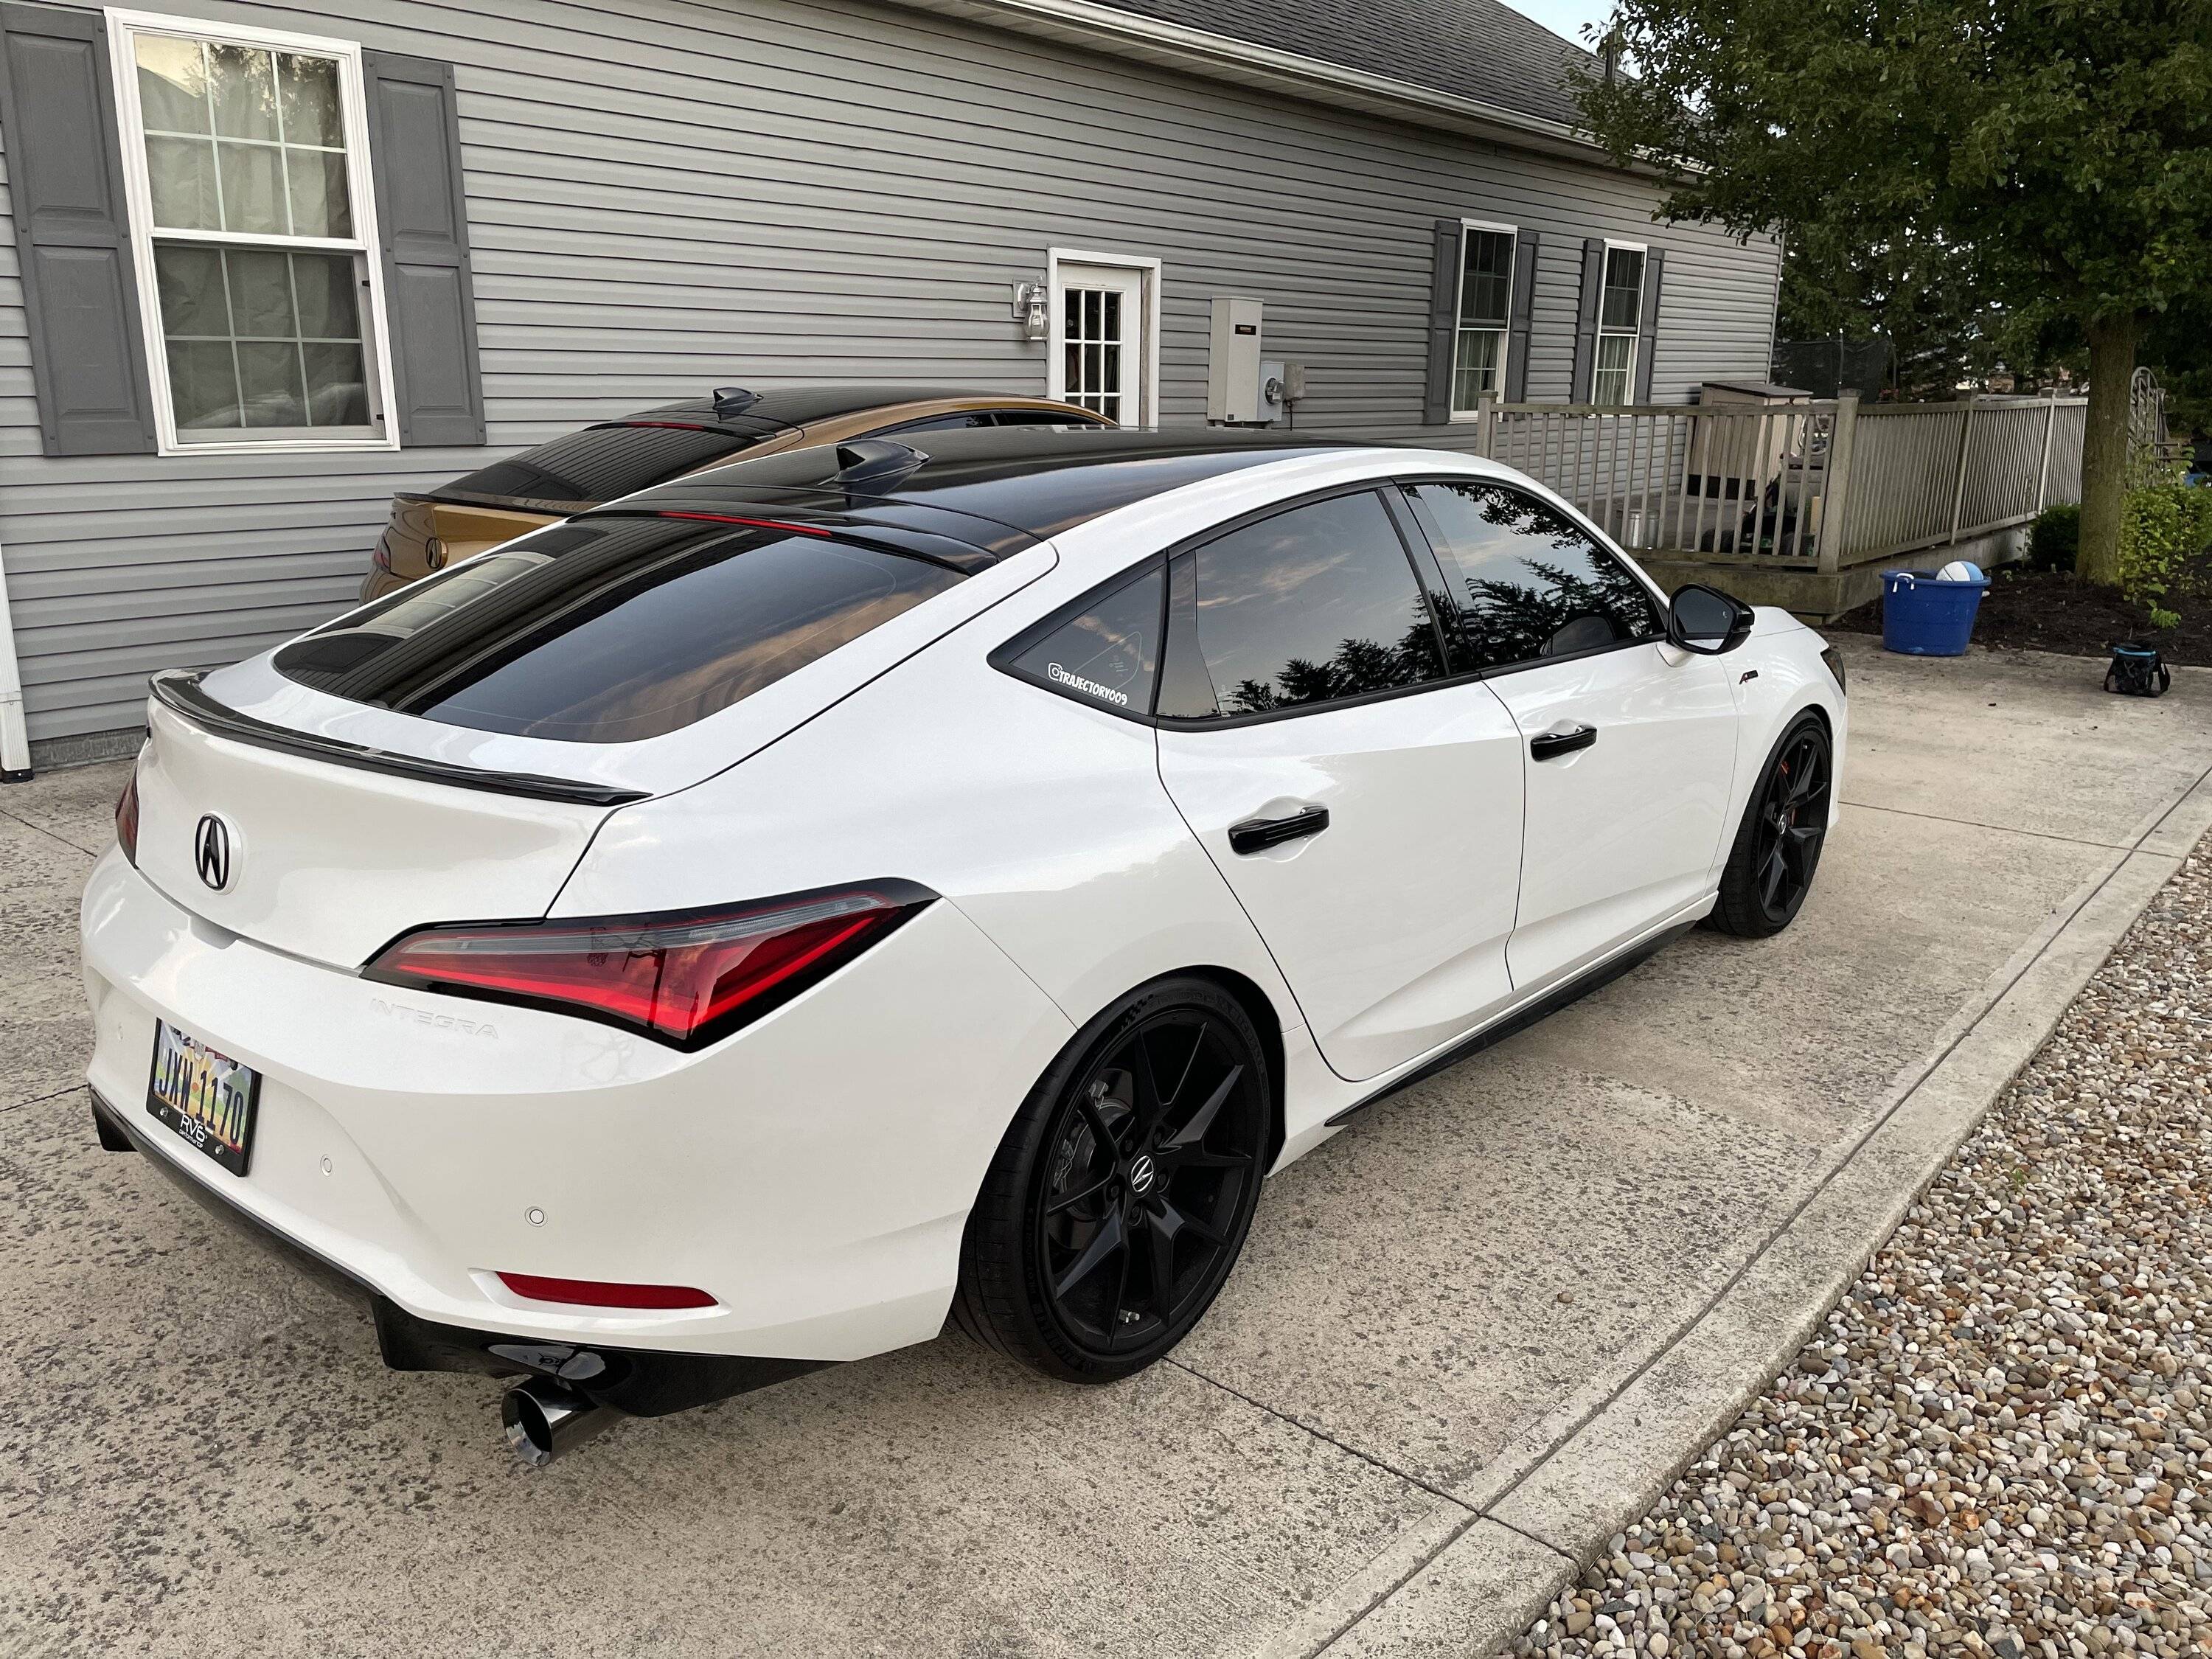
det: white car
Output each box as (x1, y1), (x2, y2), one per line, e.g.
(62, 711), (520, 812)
(81, 428), (1846, 1464)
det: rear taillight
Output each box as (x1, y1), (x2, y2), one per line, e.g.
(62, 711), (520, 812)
(497, 1273), (716, 1310)
(369, 533), (393, 573)
(115, 765), (141, 864)
(363, 880), (935, 1050)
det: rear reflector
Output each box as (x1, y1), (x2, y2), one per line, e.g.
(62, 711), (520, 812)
(497, 1273), (717, 1310)
(364, 880), (936, 1050)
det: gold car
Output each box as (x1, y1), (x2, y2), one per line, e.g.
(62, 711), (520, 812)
(361, 386), (1110, 598)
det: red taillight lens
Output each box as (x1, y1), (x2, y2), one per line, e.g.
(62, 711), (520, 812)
(364, 880), (934, 1050)
(496, 1273), (716, 1310)
(115, 766), (141, 864)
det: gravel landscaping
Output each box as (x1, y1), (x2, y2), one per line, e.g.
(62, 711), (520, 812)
(1502, 835), (2212, 1659)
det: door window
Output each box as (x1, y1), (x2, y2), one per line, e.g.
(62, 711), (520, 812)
(1157, 492), (1447, 720)
(1402, 481), (1662, 672)
(1051, 260), (1150, 425)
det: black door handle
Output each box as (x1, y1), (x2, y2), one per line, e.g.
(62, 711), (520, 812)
(1529, 723), (1598, 761)
(1228, 805), (1330, 855)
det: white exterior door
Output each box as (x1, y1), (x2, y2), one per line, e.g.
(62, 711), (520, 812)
(1052, 260), (1148, 426)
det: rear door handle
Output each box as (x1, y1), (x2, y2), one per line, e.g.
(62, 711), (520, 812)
(1228, 805), (1330, 855)
(1529, 723), (1598, 761)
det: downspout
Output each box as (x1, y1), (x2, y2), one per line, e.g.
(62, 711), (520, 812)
(0, 516), (31, 782)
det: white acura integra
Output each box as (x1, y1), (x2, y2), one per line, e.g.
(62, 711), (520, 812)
(82, 428), (1846, 1462)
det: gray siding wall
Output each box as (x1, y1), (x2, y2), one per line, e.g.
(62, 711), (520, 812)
(0, 0), (1781, 748)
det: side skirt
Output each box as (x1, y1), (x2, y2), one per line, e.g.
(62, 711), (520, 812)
(1324, 921), (1694, 1127)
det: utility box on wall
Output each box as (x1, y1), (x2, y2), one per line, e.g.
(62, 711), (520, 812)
(1208, 297), (1265, 423)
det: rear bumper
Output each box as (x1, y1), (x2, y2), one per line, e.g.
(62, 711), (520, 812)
(91, 1090), (820, 1416)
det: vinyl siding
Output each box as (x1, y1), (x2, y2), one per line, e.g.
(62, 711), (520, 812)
(0, 0), (1781, 747)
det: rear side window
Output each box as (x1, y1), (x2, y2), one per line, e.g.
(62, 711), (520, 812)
(1402, 481), (1662, 670)
(998, 563), (1164, 715)
(1156, 491), (1447, 720)
(275, 518), (962, 743)
(439, 423), (771, 509)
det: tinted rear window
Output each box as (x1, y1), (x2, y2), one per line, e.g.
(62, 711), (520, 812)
(437, 423), (773, 509)
(276, 518), (962, 742)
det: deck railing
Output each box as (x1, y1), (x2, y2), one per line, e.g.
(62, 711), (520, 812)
(1439, 392), (2087, 571)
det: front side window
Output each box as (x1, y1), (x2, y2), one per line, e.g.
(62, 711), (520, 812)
(1402, 481), (1661, 671)
(1452, 227), (1515, 413)
(1157, 492), (1447, 720)
(116, 18), (389, 448)
(1593, 246), (1646, 406)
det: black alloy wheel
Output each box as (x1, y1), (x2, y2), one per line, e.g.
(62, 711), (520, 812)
(954, 977), (1269, 1382)
(1710, 715), (1833, 938)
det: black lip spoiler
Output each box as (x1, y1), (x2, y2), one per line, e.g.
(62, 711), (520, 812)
(147, 669), (650, 808)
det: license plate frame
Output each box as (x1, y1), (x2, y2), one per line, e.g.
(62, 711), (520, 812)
(146, 1022), (262, 1177)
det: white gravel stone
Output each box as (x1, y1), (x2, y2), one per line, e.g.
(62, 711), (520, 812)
(1500, 839), (2212, 1659)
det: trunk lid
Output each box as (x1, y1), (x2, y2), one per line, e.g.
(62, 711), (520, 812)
(130, 695), (614, 969)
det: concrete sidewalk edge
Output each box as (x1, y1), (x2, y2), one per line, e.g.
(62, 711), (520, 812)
(1301, 765), (2212, 1658)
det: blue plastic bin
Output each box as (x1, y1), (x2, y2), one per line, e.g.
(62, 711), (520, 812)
(1882, 568), (1988, 656)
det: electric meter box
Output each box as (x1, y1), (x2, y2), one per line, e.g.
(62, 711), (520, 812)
(1208, 297), (1265, 423)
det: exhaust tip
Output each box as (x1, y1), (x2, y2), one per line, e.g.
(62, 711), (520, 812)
(501, 1376), (617, 1467)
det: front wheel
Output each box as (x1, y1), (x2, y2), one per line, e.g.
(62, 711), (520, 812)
(953, 977), (1270, 1383)
(1708, 714), (1833, 938)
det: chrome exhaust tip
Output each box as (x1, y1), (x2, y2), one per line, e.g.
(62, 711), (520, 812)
(501, 1376), (618, 1466)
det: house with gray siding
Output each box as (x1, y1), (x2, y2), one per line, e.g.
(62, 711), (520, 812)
(0, 0), (1783, 774)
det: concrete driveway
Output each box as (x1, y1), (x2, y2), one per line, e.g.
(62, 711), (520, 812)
(5, 636), (2211, 1658)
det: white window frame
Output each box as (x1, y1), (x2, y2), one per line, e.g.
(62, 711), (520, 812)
(105, 7), (400, 456)
(1046, 246), (1162, 429)
(1592, 238), (1648, 408)
(1449, 218), (1517, 421)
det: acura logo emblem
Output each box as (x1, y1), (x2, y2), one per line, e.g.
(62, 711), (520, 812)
(1127, 1153), (1156, 1195)
(194, 814), (235, 892)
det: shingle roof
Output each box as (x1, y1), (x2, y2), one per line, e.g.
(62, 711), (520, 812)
(1082, 0), (1601, 130)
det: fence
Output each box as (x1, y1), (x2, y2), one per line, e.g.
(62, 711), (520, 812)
(1446, 391), (2087, 573)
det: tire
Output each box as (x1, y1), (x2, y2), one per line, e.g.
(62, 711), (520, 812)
(1708, 713), (1834, 939)
(952, 975), (1270, 1383)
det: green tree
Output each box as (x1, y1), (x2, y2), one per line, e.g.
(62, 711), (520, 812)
(1574, 0), (2212, 584)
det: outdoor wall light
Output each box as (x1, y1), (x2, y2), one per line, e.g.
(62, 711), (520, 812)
(1010, 280), (1049, 341)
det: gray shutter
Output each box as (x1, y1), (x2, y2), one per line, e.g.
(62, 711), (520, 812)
(1503, 229), (1539, 403)
(363, 51), (484, 446)
(1633, 249), (1665, 404)
(1422, 218), (1464, 425)
(0, 4), (156, 456)
(1569, 238), (1604, 403)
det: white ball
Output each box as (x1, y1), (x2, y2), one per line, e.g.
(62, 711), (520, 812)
(1935, 560), (1985, 583)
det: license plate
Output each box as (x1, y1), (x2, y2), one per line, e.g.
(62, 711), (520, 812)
(146, 1023), (261, 1177)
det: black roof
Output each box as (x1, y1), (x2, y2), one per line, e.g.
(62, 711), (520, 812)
(1088, 0), (1599, 131)
(629, 384), (1013, 431)
(605, 426), (1360, 553)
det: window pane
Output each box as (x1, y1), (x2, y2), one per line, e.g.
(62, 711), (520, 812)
(291, 251), (361, 339)
(273, 521), (966, 743)
(277, 52), (344, 146)
(1005, 563), (1162, 714)
(1459, 229), (1514, 327)
(136, 36), (209, 133)
(154, 243), (230, 337)
(226, 248), (296, 338)
(285, 148), (352, 238)
(1601, 248), (1645, 332)
(237, 340), (307, 426)
(1453, 327), (1503, 411)
(208, 44), (279, 139)
(218, 141), (285, 234)
(167, 340), (240, 429)
(303, 342), (369, 425)
(1160, 492), (1444, 719)
(1403, 481), (1661, 671)
(1594, 333), (1635, 406)
(145, 135), (220, 229)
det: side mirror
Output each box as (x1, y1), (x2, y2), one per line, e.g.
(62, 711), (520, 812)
(1668, 584), (1754, 655)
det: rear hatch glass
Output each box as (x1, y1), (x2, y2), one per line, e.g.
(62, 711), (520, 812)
(433, 419), (784, 512)
(274, 516), (964, 744)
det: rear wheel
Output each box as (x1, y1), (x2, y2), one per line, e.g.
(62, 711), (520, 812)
(1708, 714), (1832, 938)
(953, 977), (1269, 1382)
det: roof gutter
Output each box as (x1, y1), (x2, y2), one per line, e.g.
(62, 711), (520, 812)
(877, 0), (1666, 173)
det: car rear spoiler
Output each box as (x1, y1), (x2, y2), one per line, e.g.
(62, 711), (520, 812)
(147, 670), (649, 808)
